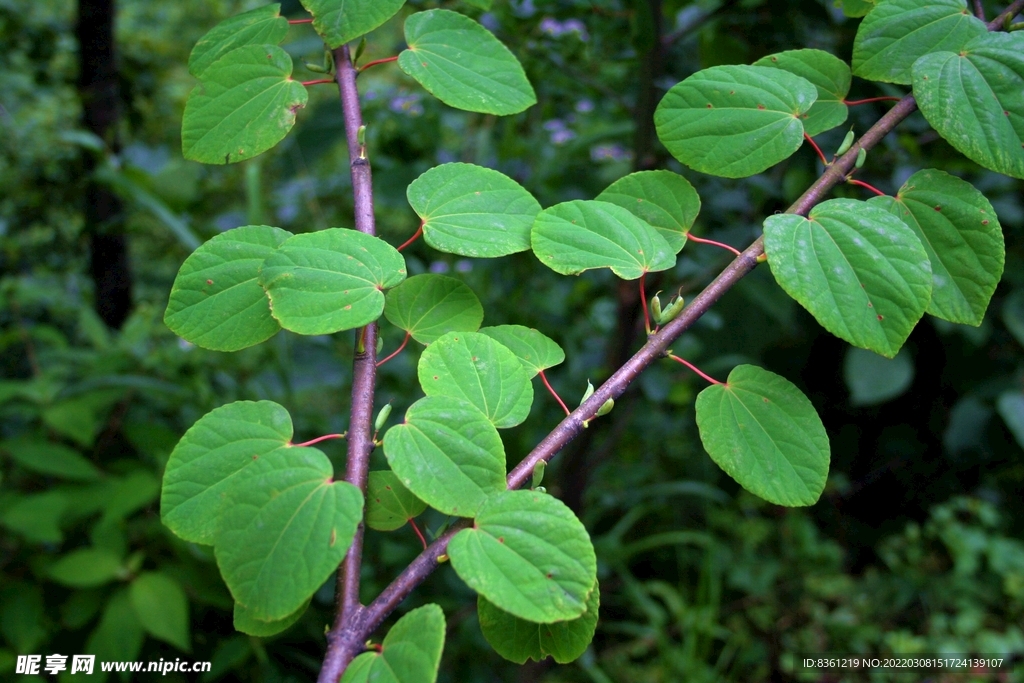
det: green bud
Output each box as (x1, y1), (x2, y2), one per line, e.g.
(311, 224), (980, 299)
(855, 147), (867, 169)
(533, 485), (546, 493)
(357, 125), (367, 147)
(531, 461), (546, 489)
(353, 37), (367, 65)
(836, 129), (855, 156)
(376, 335), (384, 355)
(374, 403), (392, 432)
(596, 397), (614, 417)
(650, 291), (663, 324)
(657, 295), (686, 325)
(304, 61), (328, 73)
(580, 380), (595, 406)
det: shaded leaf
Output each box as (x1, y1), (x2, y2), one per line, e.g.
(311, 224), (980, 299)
(130, 573), (190, 651)
(595, 171), (700, 252)
(341, 605), (445, 683)
(763, 198), (932, 357)
(399, 10), (536, 115)
(86, 590), (144, 680)
(0, 436), (102, 480)
(754, 49), (851, 136)
(188, 4), (288, 78)
(654, 65), (817, 178)
(869, 169), (1005, 325)
(407, 163), (541, 257)
(233, 599), (308, 637)
(844, 347), (914, 406)
(366, 470), (428, 531)
(695, 365), (830, 506)
(997, 392), (1024, 450)
(383, 396), (505, 517)
(259, 228), (407, 335)
(182, 45), (307, 165)
(300, 0), (405, 49)
(1, 492), (68, 544)
(164, 225), (291, 351)
(383, 274), (483, 344)
(531, 200), (676, 280)
(49, 549), (123, 588)
(478, 326), (564, 378)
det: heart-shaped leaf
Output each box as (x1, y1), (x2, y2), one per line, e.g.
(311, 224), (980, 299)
(852, 0), (985, 85)
(754, 49), (851, 136)
(383, 274), (483, 344)
(161, 400), (293, 545)
(215, 448), (362, 620)
(448, 490), (596, 623)
(341, 604), (445, 683)
(164, 225), (291, 351)
(694, 365), (830, 506)
(763, 198), (932, 358)
(531, 200), (676, 280)
(407, 163), (541, 257)
(366, 471), (428, 532)
(868, 169), (1005, 325)
(383, 396), (505, 517)
(478, 584), (599, 664)
(259, 228), (407, 335)
(398, 10), (536, 115)
(478, 326), (564, 378)
(234, 599), (309, 637)
(653, 65), (817, 178)
(182, 45), (307, 165)
(912, 32), (1024, 180)
(418, 331), (534, 428)
(299, 0), (405, 49)
(188, 4), (288, 78)
(130, 573), (190, 652)
(595, 171), (700, 253)
(0, 436), (102, 481)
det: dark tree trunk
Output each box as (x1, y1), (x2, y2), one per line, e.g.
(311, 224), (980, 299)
(77, 0), (132, 329)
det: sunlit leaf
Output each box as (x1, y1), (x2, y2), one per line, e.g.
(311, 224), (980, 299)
(188, 4), (288, 78)
(478, 326), (564, 378)
(300, 0), (405, 49)
(383, 274), (483, 344)
(596, 171), (700, 252)
(754, 49), (851, 136)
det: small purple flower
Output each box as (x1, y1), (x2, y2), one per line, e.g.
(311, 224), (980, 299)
(551, 129), (576, 145)
(389, 93), (424, 116)
(590, 144), (631, 162)
(429, 261), (450, 274)
(455, 260), (473, 273)
(543, 119), (567, 132)
(575, 99), (595, 114)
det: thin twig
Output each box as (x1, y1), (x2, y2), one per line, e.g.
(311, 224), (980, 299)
(975, 0), (986, 19)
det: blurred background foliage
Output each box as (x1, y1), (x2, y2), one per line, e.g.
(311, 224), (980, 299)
(2, 0), (1023, 681)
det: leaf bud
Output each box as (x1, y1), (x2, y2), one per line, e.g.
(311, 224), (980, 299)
(531, 461), (546, 489)
(596, 397), (614, 417)
(657, 295), (686, 325)
(650, 291), (663, 324)
(836, 128), (855, 156)
(855, 147), (867, 169)
(304, 61), (327, 73)
(374, 403), (392, 433)
(580, 380), (594, 406)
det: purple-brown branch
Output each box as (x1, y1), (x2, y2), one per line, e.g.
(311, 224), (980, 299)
(318, 7), (1022, 680)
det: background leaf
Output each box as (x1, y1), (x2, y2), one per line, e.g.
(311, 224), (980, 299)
(259, 228), (406, 335)
(382, 396), (505, 517)
(478, 584), (599, 664)
(341, 604), (445, 683)
(383, 274), (484, 344)
(595, 170), (700, 253)
(448, 490), (597, 623)
(531, 200), (676, 280)
(164, 225), (291, 351)
(852, 0), (985, 84)
(763, 198), (932, 358)
(182, 45), (307, 165)
(0, 436), (102, 480)
(868, 169), (1005, 325)
(130, 572), (190, 651)
(299, 0), (405, 49)
(187, 4), (288, 78)
(398, 10), (536, 115)
(695, 365), (830, 507)
(753, 49), (851, 136)
(843, 347), (915, 406)
(478, 326), (564, 378)
(48, 549), (123, 588)
(417, 331), (533, 428)
(653, 65), (817, 178)
(407, 163), (541, 257)
(996, 392), (1024, 450)
(365, 470), (428, 531)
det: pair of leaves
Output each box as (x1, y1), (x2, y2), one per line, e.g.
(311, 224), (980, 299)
(160, 401), (363, 629)
(165, 225), (406, 351)
(764, 172), (1003, 358)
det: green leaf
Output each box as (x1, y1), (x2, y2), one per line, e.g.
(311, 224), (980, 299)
(868, 169), (1005, 325)
(49, 549), (123, 588)
(694, 365), (830, 507)
(463, 0), (493, 7)
(418, 331), (534, 428)
(300, 0), (405, 49)
(407, 163), (541, 257)
(1, 492), (68, 544)
(182, 45), (307, 165)
(839, 0), (876, 18)
(259, 228), (407, 335)
(1003, 290), (1024, 348)
(341, 604), (445, 683)
(852, 0), (985, 85)
(753, 49), (851, 136)
(0, 436), (102, 480)
(844, 347), (915, 406)
(383, 274), (484, 344)
(383, 396), (505, 517)
(997, 391), (1024, 450)
(531, 200), (676, 280)
(653, 65), (817, 178)
(164, 225), (291, 351)
(399, 10), (536, 115)
(912, 33), (1024, 180)
(366, 470), (428, 531)
(233, 599), (309, 637)
(0, 583), (46, 652)
(478, 584), (599, 664)
(595, 171), (701, 253)
(161, 400), (293, 545)
(130, 573), (190, 652)
(215, 448), (363, 620)
(478, 326), (564, 378)
(448, 490), (597, 623)
(188, 4), (288, 78)
(763, 198), (932, 358)
(86, 590), (145, 676)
